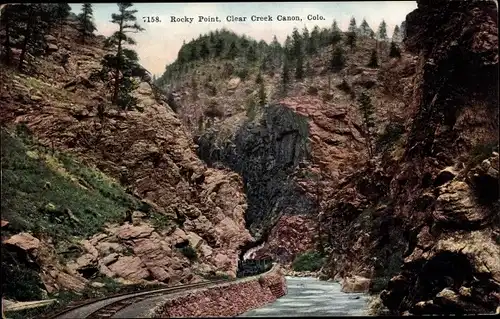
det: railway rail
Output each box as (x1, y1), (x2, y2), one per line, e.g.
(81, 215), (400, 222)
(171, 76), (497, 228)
(45, 279), (231, 319)
(39, 260), (275, 319)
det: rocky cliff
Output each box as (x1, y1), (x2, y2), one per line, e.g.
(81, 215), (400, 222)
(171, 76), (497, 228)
(177, 35), (416, 264)
(0, 16), (253, 302)
(322, 0), (499, 314)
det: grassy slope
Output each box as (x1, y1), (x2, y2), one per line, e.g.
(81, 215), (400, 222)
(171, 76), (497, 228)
(1, 125), (138, 240)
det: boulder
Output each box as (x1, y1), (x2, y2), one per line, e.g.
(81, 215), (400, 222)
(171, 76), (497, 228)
(131, 211), (147, 225)
(45, 35), (57, 43)
(96, 242), (123, 256)
(99, 253), (119, 266)
(227, 77), (241, 90)
(117, 224), (154, 240)
(341, 275), (371, 293)
(186, 231), (203, 249)
(4, 233), (41, 253)
(433, 181), (488, 226)
(46, 43), (59, 53)
(108, 256), (150, 281)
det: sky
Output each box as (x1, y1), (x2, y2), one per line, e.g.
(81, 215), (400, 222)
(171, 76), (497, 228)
(70, 2), (417, 77)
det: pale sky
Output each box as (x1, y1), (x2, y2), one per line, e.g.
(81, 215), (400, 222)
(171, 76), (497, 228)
(70, 2), (417, 76)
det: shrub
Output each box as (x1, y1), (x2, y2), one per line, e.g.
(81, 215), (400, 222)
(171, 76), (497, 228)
(179, 245), (198, 261)
(204, 99), (224, 118)
(235, 68), (249, 81)
(337, 79), (353, 94)
(367, 49), (379, 68)
(307, 86), (319, 95)
(1, 245), (44, 301)
(292, 250), (325, 272)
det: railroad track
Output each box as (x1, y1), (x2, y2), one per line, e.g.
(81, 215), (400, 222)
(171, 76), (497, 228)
(45, 279), (232, 319)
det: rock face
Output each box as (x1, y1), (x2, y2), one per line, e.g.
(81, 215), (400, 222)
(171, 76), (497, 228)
(322, 0), (499, 315)
(196, 104), (314, 237)
(0, 17), (252, 293)
(253, 215), (316, 264)
(193, 36), (415, 263)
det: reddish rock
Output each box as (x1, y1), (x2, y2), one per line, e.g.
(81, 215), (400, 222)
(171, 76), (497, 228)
(341, 275), (371, 293)
(150, 266), (286, 318)
(117, 224), (154, 240)
(4, 233), (41, 253)
(108, 256), (150, 281)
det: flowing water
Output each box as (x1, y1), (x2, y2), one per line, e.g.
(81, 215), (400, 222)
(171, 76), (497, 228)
(240, 276), (371, 317)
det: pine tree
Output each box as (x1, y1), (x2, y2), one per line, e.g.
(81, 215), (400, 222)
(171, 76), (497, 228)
(348, 17), (357, 34)
(214, 37), (224, 57)
(330, 45), (346, 72)
(346, 31), (357, 51)
(392, 25), (401, 43)
(295, 52), (304, 80)
(389, 41), (401, 58)
(284, 35), (293, 61)
(240, 36), (250, 50)
(400, 21), (407, 40)
(54, 3), (71, 35)
(367, 49), (378, 68)
(226, 41), (238, 59)
(189, 44), (198, 61)
(302, 26), (310, 49)
(359, 19), (373, 38)
(199, 41), (210, 60)
(1, 4), (16, 63)
(307, 26), (319, 55)
(282, 56), (290, 88)
(291, 27), (302, 59)
(6, 4), (53, 71)
(77, 3), (96, 45)
(357, 92), (375, 158)
(377, 20), (388, 41)
(331, 20), (342, 45)
(270, 35), (282, 67)
(103, 2), (144, 108)
(246, 44), (258, 62)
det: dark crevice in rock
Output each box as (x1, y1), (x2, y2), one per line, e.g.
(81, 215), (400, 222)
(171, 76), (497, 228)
(195, 104), (315, 239)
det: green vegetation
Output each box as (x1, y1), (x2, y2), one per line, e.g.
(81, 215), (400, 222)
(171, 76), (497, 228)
(1, 127), (177, 303)
(1, 127), (139, 239)
(77, 3), (97, 45)
(100, 2), (145, 110)
(367, 49), (379, 68)
(359, 19), (374, 38)
(346, 17), (357, 50)
(392, 25), (402, 43)
(178, 245), (198, 261)
(389, 42), (401, 58)
(330, 46), (346, 72)
(292, 250), (325, 272)
(0, 3), (71, 69)
(377, 20), (388, 41)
